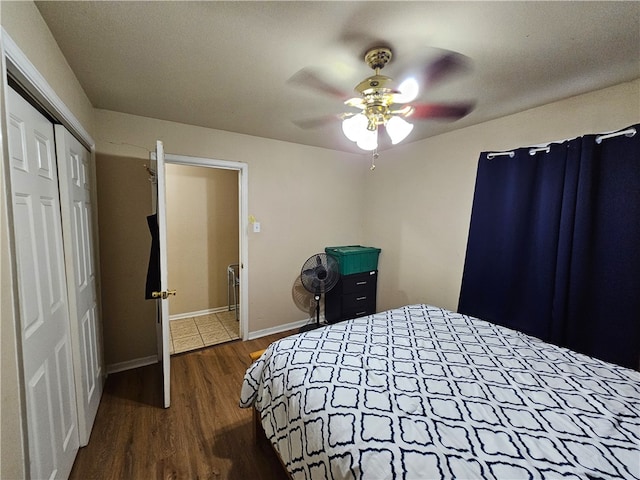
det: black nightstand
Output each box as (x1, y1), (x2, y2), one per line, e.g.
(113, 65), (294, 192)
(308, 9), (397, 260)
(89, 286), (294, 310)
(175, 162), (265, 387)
(325, 270), (377, 323)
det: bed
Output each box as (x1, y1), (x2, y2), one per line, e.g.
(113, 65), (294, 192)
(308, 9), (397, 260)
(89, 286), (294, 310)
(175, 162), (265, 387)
(240, 304), (640, 479)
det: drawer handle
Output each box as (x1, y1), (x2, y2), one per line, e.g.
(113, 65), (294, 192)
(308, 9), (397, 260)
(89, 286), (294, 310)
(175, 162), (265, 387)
(356, 281), (367, 285)
(356, 296), (367, 301)
(356, 311), (367, 316)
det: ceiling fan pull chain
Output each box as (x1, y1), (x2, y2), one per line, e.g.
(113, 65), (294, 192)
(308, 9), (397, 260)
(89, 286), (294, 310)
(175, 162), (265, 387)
(371, 150), (378, 171)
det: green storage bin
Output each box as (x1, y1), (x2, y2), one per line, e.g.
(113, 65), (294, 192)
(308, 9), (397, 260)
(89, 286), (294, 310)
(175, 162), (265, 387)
(325, 245), (381, 275)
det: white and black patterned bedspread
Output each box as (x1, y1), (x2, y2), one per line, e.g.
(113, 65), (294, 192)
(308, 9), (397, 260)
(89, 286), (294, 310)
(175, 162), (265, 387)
(240, 304), (640, 479)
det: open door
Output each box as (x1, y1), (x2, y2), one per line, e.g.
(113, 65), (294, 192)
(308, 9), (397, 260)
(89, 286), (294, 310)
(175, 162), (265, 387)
(151, 141), (173, 408)
(149, 146), (248, 408)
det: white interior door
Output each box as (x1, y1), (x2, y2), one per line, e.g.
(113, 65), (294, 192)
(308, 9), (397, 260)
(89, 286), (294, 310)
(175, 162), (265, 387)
(7, 87), (79, 479)
(153, 141), (171, 408)
(55, 125), (103, 446)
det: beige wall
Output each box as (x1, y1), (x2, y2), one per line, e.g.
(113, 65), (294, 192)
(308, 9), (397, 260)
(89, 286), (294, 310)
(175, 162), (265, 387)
(1, 1), (95, 135)
(94, 154), (158, 366)
(166, 165), (239, 316)
(1, 2), (96, 478)
(94, 108), (367, 364)
(365, 79), (640, 313)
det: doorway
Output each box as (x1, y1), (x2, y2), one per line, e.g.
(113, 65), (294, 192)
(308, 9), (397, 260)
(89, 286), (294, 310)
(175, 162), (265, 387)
(159, 154), (249, 355)
(166, 164), (240, 354)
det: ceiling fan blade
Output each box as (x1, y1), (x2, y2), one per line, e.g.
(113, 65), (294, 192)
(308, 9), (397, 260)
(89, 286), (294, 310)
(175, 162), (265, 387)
(409, 102), (475, 120)
(420, 52), (470, 89)
(288, 68), (350, 99)
(344, 97), (365, 109)
(292, 114), (343, 130)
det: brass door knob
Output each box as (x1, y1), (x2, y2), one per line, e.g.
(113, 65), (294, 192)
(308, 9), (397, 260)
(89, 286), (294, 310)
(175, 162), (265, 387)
(151, 290), (177, 300)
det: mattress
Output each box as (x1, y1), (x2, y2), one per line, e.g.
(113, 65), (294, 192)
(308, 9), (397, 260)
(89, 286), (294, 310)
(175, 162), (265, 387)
(240, 304), (640, 479)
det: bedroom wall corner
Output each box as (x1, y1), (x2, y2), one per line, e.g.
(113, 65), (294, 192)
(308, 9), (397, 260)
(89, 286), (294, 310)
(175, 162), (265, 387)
(364, 78), (640, 314)
(1, 1), (95, 137)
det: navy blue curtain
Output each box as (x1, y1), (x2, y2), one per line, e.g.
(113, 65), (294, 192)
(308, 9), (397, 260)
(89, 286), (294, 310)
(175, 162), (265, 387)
(458, 125), (639, 370)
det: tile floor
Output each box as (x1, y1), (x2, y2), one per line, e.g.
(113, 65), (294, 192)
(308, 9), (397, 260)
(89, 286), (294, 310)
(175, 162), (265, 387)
(169, 310), (240, 355)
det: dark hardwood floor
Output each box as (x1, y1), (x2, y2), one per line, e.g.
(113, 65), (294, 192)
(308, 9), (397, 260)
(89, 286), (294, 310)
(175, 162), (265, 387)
(70, 331), (295, 480)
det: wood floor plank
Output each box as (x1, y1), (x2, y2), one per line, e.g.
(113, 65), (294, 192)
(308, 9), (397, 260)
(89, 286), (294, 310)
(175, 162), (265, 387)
(70, 331), (294, 479)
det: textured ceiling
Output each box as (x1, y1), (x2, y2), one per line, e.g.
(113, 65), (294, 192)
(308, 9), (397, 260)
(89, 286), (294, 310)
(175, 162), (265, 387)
(36, 1), (640, 153)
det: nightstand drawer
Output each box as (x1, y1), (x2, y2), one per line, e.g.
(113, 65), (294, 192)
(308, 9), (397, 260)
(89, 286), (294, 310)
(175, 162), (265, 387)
(342, 305), (375, 320)
(342, 291), (375, 310)
(341, 270), (377, 294)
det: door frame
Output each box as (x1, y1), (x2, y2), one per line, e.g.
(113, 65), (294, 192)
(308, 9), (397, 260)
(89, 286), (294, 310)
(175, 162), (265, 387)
(2, 30), (94, 150)
(160, 153), (249, 341)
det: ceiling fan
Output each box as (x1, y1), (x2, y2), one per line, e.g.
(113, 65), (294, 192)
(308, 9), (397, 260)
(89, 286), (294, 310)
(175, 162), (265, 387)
(291, 46), (474, 155)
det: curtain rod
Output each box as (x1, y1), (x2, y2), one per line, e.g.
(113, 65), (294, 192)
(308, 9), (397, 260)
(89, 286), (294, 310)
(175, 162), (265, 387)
(487, 126), (637, 159)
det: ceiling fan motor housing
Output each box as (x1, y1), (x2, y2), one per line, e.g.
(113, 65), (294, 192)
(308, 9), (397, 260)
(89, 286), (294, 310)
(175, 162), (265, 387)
(356, 74), (396, 96)
(365, 47), (392, 71)
(355, 79), (398, 128)
(353, 47), (405, 129)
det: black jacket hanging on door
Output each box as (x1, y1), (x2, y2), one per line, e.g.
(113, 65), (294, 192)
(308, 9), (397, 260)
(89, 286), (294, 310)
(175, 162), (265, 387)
(145, 214), (160, 300)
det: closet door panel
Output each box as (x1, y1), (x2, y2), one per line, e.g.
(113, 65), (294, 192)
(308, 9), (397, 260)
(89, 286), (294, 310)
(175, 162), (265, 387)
(41, 197), (67, 309)
(26, 363), (57, 480)
(7, 87), (79, 480)
(56, 124), (104, 446)
(13, 194), (44, 334)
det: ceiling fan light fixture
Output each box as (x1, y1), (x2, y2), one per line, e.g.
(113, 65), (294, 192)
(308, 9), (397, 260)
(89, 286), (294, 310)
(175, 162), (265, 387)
(342, 113), (368, 142)
(393, 77), (419, 103)
(356, 127), (378, 151)
(386, 116), (414, 144)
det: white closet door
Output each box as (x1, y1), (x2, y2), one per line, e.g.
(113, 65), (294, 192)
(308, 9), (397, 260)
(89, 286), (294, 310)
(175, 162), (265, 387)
(7, 88), (79, 479)
(55, 125), (103, 446)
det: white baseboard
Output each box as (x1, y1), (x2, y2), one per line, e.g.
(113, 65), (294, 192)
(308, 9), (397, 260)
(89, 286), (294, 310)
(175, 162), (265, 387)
(107, 316), (319, 372)
(247, 316), (325, 340)
(106, 355), (158, 375)
(169, 306), (232, 321)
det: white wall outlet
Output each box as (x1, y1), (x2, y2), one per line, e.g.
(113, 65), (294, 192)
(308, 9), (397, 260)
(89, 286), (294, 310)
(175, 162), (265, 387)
(253, 222), (261, 233)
